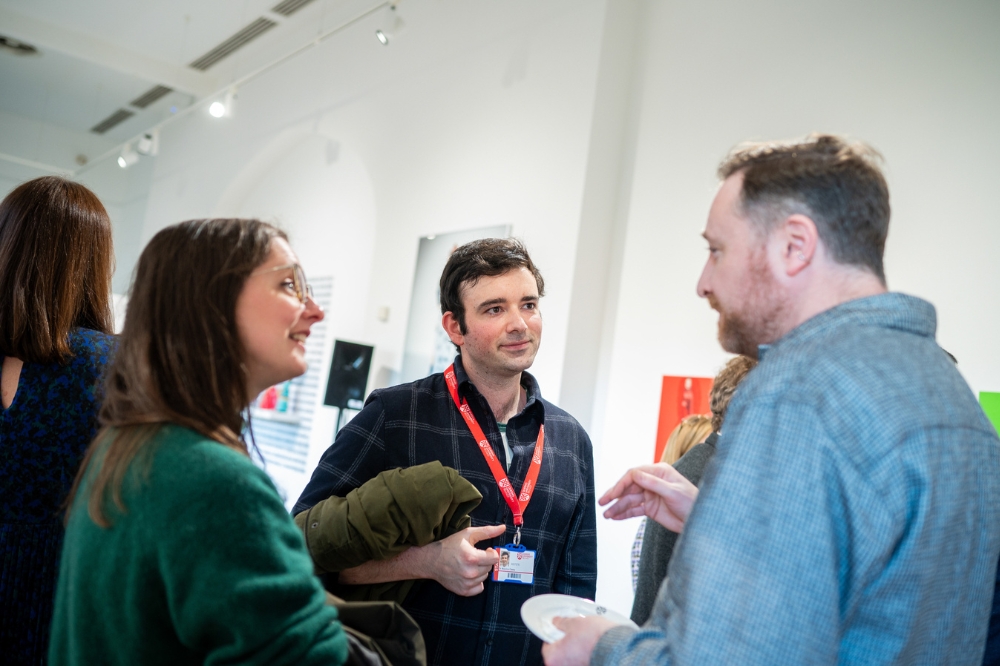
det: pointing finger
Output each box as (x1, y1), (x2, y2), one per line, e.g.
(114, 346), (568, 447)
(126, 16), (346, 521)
(466, 524), (506, 545)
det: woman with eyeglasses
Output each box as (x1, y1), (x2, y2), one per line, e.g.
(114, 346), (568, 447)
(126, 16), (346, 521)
(0, 177), (116, 664)
(49, 219), (347, 665)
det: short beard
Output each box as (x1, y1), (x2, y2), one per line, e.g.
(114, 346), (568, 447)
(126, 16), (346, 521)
(712, 252), (788, 357)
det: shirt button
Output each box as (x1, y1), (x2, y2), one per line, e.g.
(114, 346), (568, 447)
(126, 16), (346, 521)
(486, 638), (493, 646)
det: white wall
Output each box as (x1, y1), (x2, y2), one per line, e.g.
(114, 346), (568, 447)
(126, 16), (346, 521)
(591, 0), (1000, 612)
(136, 0), (607, 421)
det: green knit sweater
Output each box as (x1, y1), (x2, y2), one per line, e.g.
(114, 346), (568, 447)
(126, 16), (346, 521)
(49, 424), (348, 666)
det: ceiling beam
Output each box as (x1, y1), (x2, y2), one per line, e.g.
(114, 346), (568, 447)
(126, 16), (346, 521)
(0, 7), (216, 98)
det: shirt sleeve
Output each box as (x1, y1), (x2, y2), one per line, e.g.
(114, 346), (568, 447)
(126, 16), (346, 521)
(153, 448), (349, 666)
(593, 397), (889, 665)
(553, 427), (598, 600)
(294, 393), (389, 514)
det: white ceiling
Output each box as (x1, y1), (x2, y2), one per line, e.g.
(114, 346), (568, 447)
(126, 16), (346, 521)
(0, 0), (366, 152)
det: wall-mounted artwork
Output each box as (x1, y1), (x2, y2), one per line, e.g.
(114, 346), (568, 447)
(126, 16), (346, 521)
(980, 392), (1000, 435)
(654, 375), (713, 462)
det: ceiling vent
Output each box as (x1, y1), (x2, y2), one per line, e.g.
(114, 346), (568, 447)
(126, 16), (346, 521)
(188, 17), (278, 71)
(271, 0), (318, 17)
(91, 109), (135, 134)
(130, 85), (173, 109)
(0, 35), (40, 56)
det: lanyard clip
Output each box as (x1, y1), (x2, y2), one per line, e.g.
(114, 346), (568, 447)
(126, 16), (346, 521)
(513, 525), (522, 547)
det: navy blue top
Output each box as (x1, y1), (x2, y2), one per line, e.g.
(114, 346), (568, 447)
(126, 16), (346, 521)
(295, 355), (597, 666)
(0, 328), (116, 663)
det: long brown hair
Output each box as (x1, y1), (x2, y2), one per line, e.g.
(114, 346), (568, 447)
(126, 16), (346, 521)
(68, 218), (285, 527)
(0, 176), (114, 362)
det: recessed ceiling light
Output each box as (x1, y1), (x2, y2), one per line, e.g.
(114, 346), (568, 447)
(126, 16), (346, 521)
(209, 102), (226, 118)
(375, 29), (388, 46)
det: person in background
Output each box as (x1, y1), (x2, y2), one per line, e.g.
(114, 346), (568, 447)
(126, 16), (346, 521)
(630, 414), (712, 592)
(630, 356), (755, 623)
(544, 134), (1000, 665)
(0, 177), (117, 664)
(49, 219), (347, 665)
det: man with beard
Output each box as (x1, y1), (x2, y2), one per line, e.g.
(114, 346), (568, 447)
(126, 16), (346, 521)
(296, 238), (597, 666)
(542, 134), (1000, 665)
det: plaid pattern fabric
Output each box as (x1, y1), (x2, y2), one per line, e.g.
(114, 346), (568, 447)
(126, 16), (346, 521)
(295, 356), (597, 666)
(594, 293), (1000, 665)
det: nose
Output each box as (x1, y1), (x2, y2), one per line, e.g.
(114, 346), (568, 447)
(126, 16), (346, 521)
(303, 297), (325, 322)
(507, 309), (528, 333)
(696, 260), (711, 299)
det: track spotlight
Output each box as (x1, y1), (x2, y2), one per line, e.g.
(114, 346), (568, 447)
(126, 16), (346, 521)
(136, 129), (159, 156)
(117, 145), (140, 169)
(209, 88), (237, 118)
(375, 1), (405, 45)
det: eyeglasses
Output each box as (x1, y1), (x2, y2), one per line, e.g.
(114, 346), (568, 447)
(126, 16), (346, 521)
(251, 263), (314, 304)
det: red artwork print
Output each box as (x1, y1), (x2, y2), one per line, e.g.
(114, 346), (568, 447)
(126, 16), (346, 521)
(653, 375), (713, 463)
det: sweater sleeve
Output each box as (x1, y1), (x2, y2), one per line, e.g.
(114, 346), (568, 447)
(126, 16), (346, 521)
(149, 441), (348, 666)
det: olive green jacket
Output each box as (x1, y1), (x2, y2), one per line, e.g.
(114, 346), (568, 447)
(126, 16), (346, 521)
(294, 461), (481, 603)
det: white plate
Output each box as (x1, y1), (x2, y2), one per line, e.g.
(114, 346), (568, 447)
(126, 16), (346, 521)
(520, 593), (638, 643)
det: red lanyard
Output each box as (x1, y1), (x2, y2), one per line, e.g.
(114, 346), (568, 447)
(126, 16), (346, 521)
(444, 364), (544, 528)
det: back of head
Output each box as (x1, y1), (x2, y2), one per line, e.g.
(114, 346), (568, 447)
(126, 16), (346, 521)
(73, 219), (284, 527)
(0, 176), (114, 362)
(710, 355), (758, 432)
(439, 237), (545, 333)
(661, 414), (714, 465)
(718, 133), (890, 283)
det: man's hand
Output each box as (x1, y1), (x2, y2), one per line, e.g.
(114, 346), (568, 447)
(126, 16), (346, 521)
(541, 616), (617, 666)
(416, 524), (505, 596)
(599, 463), (699, 533)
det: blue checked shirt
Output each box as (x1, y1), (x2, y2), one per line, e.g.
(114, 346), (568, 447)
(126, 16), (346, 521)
(594, 293), (1000, 665)
(294, 356), (597, 666)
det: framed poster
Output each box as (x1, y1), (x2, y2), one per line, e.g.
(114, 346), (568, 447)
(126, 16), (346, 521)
(653, 375), (713, 463)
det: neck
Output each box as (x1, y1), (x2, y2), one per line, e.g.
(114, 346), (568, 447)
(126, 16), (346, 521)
(784, 265), (887, 335)
(460, 359), (525, 423)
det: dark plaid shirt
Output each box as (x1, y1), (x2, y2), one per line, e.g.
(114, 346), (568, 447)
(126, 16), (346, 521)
(294, 356), (597, 666)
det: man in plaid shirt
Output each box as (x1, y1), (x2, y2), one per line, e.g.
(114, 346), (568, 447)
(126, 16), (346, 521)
(295, 238), (597, 666)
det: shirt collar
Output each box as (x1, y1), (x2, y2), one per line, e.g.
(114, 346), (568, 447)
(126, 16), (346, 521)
(761, 292), (936, 359)
(452, 354), (543, 413)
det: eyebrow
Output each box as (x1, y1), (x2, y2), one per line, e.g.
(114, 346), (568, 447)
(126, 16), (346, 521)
(476, 295), (539, 309)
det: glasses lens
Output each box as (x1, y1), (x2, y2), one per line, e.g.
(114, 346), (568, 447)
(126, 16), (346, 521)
(293, 265), (310, 303)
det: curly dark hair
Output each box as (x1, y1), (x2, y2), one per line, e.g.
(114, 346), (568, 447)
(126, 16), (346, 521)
(438, 238), (544, 335)
(710, 355), (758, 432)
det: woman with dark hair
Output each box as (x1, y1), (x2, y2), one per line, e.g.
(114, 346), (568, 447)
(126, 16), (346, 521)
(49, 219), (347, 665)
(0, 176), (116, 664)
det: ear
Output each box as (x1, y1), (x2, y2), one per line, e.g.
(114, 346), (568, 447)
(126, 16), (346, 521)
(442, 312), (464, 348)
(776, 213), (818, 277)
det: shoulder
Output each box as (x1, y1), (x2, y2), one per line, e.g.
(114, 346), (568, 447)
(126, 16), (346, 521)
(536, 398), (593, 450)
(673, 441), (716, 484)
(145, 425), (277, 501)
(67, 328), (117, 368)
(366, 373), (446, 406)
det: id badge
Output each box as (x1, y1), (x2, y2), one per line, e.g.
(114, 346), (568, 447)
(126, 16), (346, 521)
(492, 544), (535, 585)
